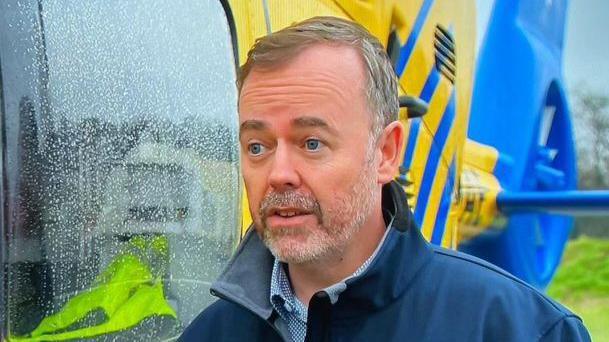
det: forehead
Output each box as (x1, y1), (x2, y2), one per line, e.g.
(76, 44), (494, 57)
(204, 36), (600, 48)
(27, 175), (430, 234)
(238, 44), (369, 117)
(243, 43), (366, 84)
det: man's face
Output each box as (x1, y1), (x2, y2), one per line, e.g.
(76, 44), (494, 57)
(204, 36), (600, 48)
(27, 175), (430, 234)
(239, 44), (380, 264)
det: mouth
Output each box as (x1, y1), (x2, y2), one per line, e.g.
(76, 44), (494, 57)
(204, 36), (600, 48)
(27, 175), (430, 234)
(264, 207), (317, 228)
(271, 207), (311, 217)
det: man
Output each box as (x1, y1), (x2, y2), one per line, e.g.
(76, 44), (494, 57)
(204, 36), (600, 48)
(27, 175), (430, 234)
(180, 17), (590, 341)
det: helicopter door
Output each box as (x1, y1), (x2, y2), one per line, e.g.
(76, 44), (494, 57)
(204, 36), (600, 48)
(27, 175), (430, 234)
(0, 0), (240, 340)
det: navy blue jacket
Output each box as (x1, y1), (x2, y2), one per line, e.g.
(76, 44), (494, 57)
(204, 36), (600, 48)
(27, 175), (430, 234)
(180, 181), (590, 341)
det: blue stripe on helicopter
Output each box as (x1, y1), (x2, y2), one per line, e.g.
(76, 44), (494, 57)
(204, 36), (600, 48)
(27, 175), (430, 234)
(395, 0), (435, 76)
(401, 68), (440, 176)
(414, 90), (456, 226)
(431, 158), (456, 245)
(402, 119), (421, 172)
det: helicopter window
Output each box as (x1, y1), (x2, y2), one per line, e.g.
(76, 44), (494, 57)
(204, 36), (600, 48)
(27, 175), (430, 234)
(0, 0), (239, 340)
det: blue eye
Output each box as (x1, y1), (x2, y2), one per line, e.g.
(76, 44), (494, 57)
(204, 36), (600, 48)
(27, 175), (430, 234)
(248, 143), (266, 156)
(305, 139), (322, 151)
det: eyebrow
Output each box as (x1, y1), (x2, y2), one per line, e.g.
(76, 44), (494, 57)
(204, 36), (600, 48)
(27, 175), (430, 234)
(292, 116), (338, 135)
(239, 116), (339, 137)
(240, 120), (268, 137)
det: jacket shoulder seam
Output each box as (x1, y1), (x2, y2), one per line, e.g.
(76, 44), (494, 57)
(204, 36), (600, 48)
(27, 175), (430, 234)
(432, 248), (571, 315)
(536, 314), (583, 341)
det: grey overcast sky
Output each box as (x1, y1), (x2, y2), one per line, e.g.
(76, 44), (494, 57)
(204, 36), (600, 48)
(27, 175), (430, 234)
(564, 0), (609, 94)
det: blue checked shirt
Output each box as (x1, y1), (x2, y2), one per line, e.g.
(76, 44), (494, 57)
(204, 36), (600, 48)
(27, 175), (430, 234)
(270, 220), (392, 342)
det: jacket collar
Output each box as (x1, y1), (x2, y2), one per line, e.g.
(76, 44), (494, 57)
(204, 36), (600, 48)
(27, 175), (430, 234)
(210, 181), (433, 320)
(210, 226), (275, 320)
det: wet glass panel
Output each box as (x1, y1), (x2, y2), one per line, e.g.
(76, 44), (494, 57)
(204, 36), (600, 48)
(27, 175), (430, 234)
(0, 0), (240, 340)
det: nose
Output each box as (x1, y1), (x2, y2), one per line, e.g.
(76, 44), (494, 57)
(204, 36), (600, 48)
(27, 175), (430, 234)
(268, 143), (301, 191)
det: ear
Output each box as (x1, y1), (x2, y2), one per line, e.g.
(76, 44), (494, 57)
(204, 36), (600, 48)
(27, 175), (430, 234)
(376, 121), (405, 185)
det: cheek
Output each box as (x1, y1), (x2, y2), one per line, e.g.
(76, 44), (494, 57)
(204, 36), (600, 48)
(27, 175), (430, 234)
(304, 161), (360, 200)
(248, 201), (261, 222)
(243, 171), (266, 215)
(245, 189), (263, 218)
(242, 158), (268, 186)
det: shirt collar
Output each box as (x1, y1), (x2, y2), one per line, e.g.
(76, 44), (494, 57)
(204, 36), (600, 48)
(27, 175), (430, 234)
(270, 260), (308, 322)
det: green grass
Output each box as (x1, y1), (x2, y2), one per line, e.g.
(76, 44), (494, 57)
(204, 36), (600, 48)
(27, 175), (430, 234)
(547, 236), (609, 341)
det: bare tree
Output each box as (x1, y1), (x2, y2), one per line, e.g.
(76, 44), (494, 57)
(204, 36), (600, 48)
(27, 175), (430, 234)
(570, 86), (609, 238)
(571, 87), (609, 189)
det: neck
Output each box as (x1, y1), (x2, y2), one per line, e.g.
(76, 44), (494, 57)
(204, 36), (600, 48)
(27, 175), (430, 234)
(287, 205), (386, 306)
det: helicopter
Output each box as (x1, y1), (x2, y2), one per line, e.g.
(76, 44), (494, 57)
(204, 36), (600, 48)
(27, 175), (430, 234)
(1, 0), (608, 340)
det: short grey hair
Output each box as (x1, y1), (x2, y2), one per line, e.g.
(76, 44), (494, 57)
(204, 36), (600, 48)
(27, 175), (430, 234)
(238, 16), (399, 139)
